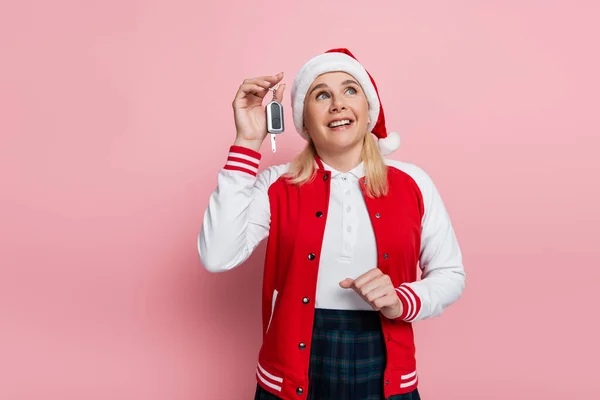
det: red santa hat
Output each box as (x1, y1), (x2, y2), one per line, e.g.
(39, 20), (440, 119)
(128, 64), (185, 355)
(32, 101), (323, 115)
(290, 48), (400, 155)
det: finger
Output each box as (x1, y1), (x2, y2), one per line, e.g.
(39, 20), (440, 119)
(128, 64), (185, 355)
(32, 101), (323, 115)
(364, 286), (388, 305)
(372, 293), (398, 311)
(359, 276), (382, 296)
(339, 278), (354, 288)
(360, 274), (392, 297)
(243, 77), (278, 89)
(234, 83), (269, 102)
(353, 268), (383, 289)
(244, 72), (284, 88)
(274, 83), (286, 103)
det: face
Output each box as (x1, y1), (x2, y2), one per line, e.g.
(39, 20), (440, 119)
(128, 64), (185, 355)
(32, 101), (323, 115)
(303, 71), (370, 154)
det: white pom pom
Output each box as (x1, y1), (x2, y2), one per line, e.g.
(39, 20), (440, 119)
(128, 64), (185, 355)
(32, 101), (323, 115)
(377, 131), (401, 155)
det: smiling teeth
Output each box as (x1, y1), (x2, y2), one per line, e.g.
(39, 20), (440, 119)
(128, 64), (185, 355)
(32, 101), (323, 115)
(329, 119), (351, 128)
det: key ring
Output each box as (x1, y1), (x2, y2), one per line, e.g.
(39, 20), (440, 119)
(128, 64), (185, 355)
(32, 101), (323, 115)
(268, 86), (277, 100)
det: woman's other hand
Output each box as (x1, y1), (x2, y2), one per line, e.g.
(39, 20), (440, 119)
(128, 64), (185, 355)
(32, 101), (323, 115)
(339, 268), (404, 320)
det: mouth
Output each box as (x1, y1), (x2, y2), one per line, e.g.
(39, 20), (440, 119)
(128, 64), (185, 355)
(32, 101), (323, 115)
(327, 119), (354, 130)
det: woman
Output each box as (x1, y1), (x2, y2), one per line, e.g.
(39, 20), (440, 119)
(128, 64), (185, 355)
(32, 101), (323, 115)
(198, 48), (466, 400)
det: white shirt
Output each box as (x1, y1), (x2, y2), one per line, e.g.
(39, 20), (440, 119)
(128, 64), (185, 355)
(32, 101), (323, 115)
(315, 161), (379, 310)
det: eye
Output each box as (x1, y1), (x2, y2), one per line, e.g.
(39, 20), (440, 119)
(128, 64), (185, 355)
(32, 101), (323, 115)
(316, 91), (330, 100)
(345, 86), (358, 95)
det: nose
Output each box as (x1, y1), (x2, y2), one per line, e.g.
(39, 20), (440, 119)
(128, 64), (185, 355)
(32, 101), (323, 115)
(330, 96), (346, 113)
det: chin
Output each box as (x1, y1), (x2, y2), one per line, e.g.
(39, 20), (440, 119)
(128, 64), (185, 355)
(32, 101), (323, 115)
(327, 136), (363, 153)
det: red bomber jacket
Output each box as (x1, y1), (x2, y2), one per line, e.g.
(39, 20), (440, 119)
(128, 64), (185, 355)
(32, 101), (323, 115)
(199, 145), (466, 399)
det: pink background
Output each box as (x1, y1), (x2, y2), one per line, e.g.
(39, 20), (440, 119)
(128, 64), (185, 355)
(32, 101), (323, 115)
(1, 1), (599, 399)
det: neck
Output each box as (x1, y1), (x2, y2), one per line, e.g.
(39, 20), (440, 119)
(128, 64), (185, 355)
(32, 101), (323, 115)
(316, 143), (363, 173)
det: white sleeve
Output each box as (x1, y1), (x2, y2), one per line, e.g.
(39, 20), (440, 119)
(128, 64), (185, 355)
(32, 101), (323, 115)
(395, 168), (466, 322)
(197, 145), (276, 273)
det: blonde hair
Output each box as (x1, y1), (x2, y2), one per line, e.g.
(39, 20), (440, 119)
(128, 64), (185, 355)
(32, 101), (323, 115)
(284, 132), (389, 198)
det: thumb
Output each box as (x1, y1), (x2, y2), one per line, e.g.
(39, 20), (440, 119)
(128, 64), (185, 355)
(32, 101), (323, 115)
(339, 278), (354, 288)
(274, 83), (286, 103)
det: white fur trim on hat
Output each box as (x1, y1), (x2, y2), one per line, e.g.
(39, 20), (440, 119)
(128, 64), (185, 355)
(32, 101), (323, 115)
(291, 52), (380, 140)
(377, 131), (401, 156)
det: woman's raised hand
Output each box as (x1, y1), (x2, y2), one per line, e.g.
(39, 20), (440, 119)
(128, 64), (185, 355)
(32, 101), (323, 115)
(232, 72), (286, 152)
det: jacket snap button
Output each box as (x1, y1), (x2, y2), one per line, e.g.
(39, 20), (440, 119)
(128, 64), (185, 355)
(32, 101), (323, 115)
(383, 253), (389, 259)
(323, 174), (329, 181)
(316, 211), (323, 218)
(385, 380), (389, 385)
(302, 297), (309, 304)
(296, 387), (303, 395)
(375, 213), (381, 218)
(308, 253), (316, 260)
(299, 342), (306, 350)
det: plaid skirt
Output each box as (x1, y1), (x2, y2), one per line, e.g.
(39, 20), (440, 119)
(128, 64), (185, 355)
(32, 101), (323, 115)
(254, 308), (421, 400)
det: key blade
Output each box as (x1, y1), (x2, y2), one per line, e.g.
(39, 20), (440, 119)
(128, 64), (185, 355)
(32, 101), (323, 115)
(270, 134), (276, 153)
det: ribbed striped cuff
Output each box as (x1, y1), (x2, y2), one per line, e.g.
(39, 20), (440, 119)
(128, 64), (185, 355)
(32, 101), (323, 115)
(395, 284), (421, 322)
(223, 145), (261, 176)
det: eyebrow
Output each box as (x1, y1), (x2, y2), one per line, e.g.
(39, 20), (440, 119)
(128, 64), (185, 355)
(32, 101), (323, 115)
(309, 79), (360, 95)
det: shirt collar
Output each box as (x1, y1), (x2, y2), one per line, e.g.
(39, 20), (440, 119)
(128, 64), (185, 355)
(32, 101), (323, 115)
(320, 160), (365, 179)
